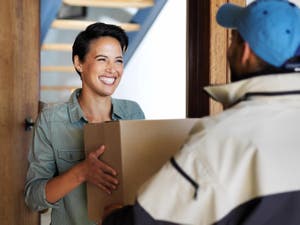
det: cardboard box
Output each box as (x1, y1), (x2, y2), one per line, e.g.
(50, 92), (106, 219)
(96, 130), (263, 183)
(84, 119), (200, 221)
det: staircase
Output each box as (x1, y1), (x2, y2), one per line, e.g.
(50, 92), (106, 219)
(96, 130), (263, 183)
(40, 0), (167, 102)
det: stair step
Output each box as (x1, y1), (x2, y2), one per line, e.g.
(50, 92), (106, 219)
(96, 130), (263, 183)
(63, 0), (154, 8)
(52, 19), (140, 31)
(41, 86), (80, 91)
(41, 66), (75, 73)
(42, 44), (72, 51)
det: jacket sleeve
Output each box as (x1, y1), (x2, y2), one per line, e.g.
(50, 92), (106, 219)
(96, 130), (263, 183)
(103, 202), (178, 225)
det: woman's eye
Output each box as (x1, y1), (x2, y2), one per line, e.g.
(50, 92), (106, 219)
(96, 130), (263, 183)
(116, 59), (123, 64)
(97, 58), (106, 61)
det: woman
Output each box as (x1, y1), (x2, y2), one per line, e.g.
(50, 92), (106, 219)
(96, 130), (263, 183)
(25, 22), (145, 225)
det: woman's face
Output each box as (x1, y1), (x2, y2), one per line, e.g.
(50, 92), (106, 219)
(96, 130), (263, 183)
(79, 36), (124, 97)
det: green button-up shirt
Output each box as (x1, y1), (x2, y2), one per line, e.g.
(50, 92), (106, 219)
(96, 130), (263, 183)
(25, 89), (145, 225)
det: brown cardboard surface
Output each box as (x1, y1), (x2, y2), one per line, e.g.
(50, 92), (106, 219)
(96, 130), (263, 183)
(84, 118), (200, 222)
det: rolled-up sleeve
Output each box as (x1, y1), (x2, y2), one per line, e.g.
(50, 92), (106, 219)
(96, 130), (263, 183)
(24, 111), (59, 211)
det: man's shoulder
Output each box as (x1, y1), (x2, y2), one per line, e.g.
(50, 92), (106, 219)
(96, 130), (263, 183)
(188, 107), (246, 139)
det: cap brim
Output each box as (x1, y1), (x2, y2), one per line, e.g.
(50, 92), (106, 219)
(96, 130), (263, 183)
(216, 3), (244, 28)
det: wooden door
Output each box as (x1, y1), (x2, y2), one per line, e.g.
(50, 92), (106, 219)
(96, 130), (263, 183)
(0, 0), (40, 224)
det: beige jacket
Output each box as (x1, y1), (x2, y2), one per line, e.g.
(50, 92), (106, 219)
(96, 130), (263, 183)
(137, 73), (300, 225)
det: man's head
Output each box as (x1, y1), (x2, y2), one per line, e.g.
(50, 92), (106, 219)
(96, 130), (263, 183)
(216, 0), (300, 81)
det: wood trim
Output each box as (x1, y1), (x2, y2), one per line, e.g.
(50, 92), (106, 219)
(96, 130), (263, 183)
(187, 0), (211, 118)
(42, 43), (72, 51)
(63, 0), (154, 8)
(52, 19), (140, 31)
(41, 66), (75, 72)
(209, 0), (229, 115)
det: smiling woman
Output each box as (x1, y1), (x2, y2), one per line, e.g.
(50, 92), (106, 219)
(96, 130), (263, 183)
(41, 0), (186, 120)
(25, 22), (145, 225)
(71, 23), (131, 121)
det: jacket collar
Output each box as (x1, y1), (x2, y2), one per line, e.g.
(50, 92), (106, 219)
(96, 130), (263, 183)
(204, 73), (300, 108)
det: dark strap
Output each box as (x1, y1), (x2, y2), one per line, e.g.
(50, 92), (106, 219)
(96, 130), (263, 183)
(170, 157), (199, 199)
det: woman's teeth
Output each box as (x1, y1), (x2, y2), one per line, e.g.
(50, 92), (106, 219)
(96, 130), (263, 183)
(99, 77), (115, 85)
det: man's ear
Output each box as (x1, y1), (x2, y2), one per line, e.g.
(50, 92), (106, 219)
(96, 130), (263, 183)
(241, 42), (252, 65)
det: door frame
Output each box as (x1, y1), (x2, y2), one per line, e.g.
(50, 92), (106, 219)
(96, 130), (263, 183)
(187, 0), (245, 117)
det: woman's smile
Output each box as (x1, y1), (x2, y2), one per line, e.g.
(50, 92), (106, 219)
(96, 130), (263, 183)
(99, 75), (116, 85)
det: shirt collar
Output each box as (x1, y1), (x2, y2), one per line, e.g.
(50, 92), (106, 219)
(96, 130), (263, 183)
(204, 73), (300, 108)
(68, 88), (87, 123)
(111, 98), (126, 120)
(67, 88), (126, 123)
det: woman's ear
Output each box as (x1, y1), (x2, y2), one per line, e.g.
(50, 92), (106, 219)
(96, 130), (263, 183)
(74, 55), (82, 72)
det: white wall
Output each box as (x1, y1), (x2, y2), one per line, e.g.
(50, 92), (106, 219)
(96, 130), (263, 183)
(113, 0), (186, 119)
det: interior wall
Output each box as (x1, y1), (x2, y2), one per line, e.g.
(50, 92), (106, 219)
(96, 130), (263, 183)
(114, 0), (186, 119)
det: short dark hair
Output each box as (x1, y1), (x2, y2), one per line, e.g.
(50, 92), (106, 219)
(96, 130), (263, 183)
(72, 22), (128, 76)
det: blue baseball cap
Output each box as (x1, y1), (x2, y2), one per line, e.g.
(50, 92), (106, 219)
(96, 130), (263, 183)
(216, 0), (300, 67)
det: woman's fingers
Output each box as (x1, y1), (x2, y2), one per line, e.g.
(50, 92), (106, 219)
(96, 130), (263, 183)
(85, 146), (119, 194)
(93, 169), (118, 188)
(94, 145), (106, 158)
(97, 159), (117, 176)
(97, 182), (113, 195)
(88, 146), (117, 176)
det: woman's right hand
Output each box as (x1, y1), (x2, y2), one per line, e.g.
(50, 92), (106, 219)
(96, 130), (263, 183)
(80, 145), (119, 194)
(45, 145), (118, 203)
